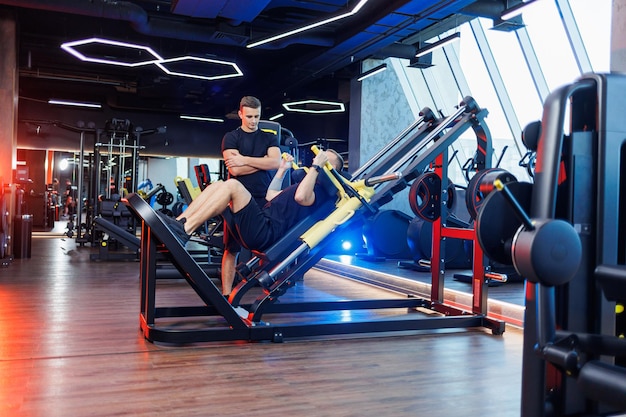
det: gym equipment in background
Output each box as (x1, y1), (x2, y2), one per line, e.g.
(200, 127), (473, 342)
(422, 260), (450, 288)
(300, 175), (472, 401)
(476, 73), (626, 416)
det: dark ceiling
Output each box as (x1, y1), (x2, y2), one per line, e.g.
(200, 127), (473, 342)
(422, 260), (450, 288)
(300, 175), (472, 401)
(1, 0), (516, 156)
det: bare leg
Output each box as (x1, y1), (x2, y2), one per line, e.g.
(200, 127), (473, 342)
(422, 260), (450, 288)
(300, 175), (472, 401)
(221, 250), (237, 295)
(175, 179), (251, 234)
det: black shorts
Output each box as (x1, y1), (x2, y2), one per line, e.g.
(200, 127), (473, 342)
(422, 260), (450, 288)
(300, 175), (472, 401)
(222, 198), (274, 253)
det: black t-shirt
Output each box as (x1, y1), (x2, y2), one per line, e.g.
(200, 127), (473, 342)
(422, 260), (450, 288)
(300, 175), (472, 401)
(221, 127), (279, 199)
(262, 182), (334, 242)
(65, 184), (76, 199)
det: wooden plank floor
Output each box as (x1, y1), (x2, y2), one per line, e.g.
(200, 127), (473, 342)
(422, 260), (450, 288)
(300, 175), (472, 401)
(0, 233), (525, 417)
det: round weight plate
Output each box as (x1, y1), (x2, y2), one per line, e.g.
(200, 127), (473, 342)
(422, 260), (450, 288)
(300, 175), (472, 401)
(465, 168), (517, 220)
(512, 218), (581, 286)
(407, 217), (430, 261)
(363, 210), (412, 258)
(156, 191), (174, 207)
(409, 172), (441, 222)
(446, 181), (455, 213)
(476, 181), (533, 265)
(407, 217), (471, 268)
(171, 201), (185, 217)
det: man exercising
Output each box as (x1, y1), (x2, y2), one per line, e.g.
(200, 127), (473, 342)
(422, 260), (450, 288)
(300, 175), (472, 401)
(159, 150), (343, 275)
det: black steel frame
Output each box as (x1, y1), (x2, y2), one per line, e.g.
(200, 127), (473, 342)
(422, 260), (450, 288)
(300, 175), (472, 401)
(89, 216), (140, 261)
(520, 73), (626, 416)
(126, 97), (506, 344)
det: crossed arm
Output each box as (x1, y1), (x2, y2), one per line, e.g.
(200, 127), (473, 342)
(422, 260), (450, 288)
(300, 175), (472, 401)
(223, 146), (281, 176)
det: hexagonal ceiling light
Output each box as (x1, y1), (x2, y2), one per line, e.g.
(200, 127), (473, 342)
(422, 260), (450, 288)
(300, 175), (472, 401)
(61, 37), (164, 67)
(154, 56), (243, 81)
(282, 99), (345, 114)
(61, 38), (243, 81)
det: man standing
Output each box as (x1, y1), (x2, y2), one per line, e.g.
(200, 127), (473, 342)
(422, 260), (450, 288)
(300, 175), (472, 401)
(220, 96), (281, 297)
(63, 178), (76, 218)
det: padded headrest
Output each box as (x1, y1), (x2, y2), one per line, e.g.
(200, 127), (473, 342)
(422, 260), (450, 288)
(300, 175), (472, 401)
(290, 168), (307, 184)
(290, 168), (340, 198)
(522, 120), (541, 151)
(318, 169), (341, 198)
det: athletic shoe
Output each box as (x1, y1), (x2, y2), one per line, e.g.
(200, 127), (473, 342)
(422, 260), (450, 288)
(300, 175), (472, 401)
(156, 211), (190, 246)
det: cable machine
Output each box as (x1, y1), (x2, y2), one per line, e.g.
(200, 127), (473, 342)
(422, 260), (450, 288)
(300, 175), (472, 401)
(81, 120), (164, 248)
(476, 73), (626, 416)
(93, 119), (140, 201)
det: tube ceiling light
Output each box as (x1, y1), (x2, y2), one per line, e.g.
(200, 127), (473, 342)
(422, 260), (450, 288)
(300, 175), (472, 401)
(48, 99), (102, 109)
(180, 115), (224, 123)
(500, 0), (538, 21)
(357, 63), (388, 82)
(415, 33), (461, 58)
(247, 0), (370, 49)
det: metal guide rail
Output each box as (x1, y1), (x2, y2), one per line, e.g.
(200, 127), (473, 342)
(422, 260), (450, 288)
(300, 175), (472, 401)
(126, 96), (505, 344)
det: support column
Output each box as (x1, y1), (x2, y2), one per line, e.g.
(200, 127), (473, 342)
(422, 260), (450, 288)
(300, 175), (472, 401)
(0, 9), (18, 258)
(611, 0), (626, 71)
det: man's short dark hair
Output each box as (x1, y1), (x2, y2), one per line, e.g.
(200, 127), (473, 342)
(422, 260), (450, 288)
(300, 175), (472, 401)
(240, 96), (261, 111)
(327, 149), (345, 171)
